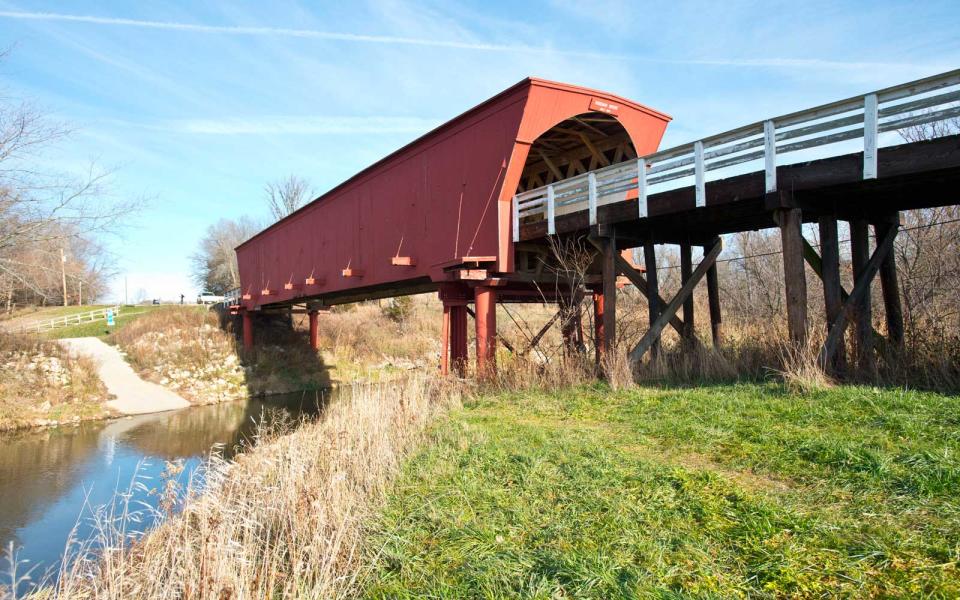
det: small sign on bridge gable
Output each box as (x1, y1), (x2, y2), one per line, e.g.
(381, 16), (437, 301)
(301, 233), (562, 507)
(589, 98), (620, 115)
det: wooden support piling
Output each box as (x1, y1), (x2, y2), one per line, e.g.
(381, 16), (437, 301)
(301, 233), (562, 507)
(450, 304), (469, 377)
(630, 238), (722, 363)
(242, 311), (253, 350)
(820, 223), (896, 371)
(680, 242), (695, 343)
(591, 285), (605, 367)
(601, 248), (693, 342)
(818, 216), (846, 372)
(642, 238), (661, 359)
(875, 217), (905, 349)
(600, 232), (618, 358)
(705, 243), (722, 347)
(440, 305), (451, 376)
(308, 310), (319, 350)
(850, 219), (876, 376)
(778, 207), (808, 345)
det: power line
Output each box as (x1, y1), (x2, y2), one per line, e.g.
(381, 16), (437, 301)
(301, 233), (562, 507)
(653, 217), (960, 271)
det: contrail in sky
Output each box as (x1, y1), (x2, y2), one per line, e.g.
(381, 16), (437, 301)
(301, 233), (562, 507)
(0, 10), (944, 72)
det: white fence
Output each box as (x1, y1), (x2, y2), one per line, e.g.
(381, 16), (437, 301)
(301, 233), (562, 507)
(21, 305), (121, 333)
(216, 288), (241, 309)
(513, 68), (960, 240)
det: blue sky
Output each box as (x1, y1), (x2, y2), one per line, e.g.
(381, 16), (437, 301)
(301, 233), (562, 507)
(1, 0), (957, 301)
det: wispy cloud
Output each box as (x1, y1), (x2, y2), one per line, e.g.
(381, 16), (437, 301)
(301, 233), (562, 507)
(165, 115), (442, 135)
(0, 10), (946, 72)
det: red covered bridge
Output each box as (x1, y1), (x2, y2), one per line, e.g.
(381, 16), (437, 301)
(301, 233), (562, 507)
(235, 69), (960, 378)
(235, 77), (672, 374)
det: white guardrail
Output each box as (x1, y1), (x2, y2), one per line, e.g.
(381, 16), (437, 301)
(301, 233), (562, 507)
(21, 305), (121, 333)
(218, 288), (241, 308)
(513, 69), (960, 240)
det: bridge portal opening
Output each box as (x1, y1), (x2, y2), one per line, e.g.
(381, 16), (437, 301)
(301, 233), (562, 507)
(516, 111), (636, 193)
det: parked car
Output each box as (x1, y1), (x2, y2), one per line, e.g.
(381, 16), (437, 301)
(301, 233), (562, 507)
(197, 292), (225, 304)
(152, 299), (160, 305)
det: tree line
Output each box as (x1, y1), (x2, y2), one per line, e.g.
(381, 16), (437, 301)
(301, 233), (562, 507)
(1, 54), (139, 312)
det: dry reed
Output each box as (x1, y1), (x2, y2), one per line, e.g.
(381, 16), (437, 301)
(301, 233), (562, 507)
(18, 376), (459, 600)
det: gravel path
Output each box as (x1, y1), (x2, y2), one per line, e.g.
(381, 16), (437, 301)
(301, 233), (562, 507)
(59, 337), (191, 415)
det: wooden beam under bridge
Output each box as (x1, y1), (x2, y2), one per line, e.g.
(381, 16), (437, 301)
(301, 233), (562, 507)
(585, 237), (698, 343)
(819, 223), (898, 367)
(629, 237), (722, 363)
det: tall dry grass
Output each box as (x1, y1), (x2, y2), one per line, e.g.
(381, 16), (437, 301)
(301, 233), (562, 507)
(17, 376), (459, 600)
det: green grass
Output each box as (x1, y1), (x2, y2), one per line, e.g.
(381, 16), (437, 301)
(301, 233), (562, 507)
(41, 305), (204, 339)
(364, 383), (960, 598)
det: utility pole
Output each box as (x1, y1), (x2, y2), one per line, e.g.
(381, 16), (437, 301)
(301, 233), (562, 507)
(60, 248), (68, 307)
(78, 279), (83, 306)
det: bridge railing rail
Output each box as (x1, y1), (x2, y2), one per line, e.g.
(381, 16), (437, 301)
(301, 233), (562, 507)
(513, 68), (960, 241)
(216, 288), (241, 309)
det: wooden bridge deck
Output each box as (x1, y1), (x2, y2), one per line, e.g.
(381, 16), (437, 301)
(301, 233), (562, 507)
(519, 134), (960, 246)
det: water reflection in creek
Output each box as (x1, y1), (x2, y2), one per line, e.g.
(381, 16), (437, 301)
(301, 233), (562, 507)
(0, 390), (331, 579)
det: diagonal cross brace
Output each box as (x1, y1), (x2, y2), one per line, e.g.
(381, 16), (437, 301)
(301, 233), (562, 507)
(522, 308), (563, 355)
(465, 306), (516, 354)
(629, 238), (723, 363)
(585, 237), (693, 340)
(801, 238), (883, 341)
(819, 224), (898, 366)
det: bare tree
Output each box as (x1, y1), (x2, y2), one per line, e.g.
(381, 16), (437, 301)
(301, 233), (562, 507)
(897, 104), (960, 142)
(0, 53), (141, 306)
(190, 217), (261, 294)
(894, 111), (960, 350)
(265, 175), (313, 222)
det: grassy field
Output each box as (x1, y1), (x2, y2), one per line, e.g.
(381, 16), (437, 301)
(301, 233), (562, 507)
(365, 383), (960, 597)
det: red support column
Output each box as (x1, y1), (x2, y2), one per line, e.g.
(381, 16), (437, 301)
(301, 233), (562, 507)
(474, 286), (497, 377)
(592, 285), (606, 366)
(439, 283), (470, 377)
(308, 310), (319, 350)
(242, 311), (253, 350)
(449, 304), (468, 376)
(440, 304), (451, 376)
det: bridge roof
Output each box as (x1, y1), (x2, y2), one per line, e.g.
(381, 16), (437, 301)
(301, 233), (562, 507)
(239, 78), (670, 250)
(235, 77), (671, 308)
